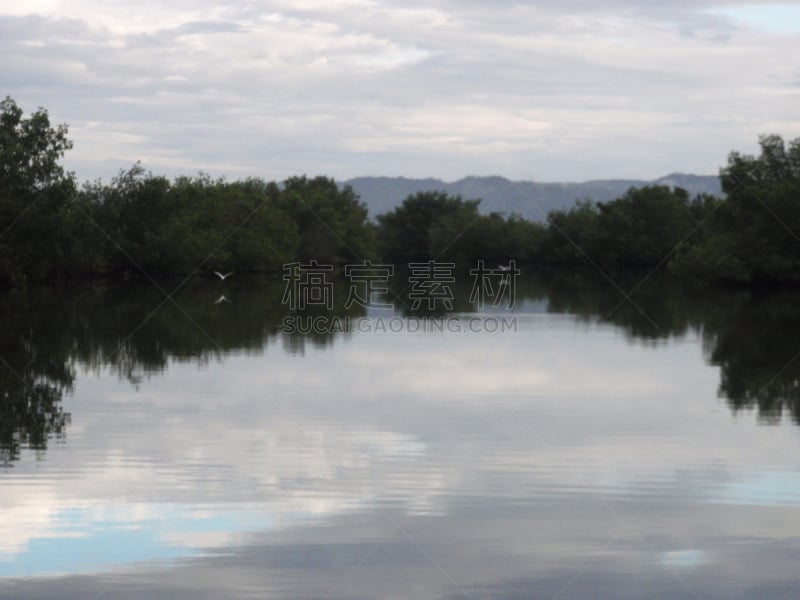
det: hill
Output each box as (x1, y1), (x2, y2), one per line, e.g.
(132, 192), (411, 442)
(342, 173), (722, 221)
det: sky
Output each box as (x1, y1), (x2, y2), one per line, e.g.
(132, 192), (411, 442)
(1, 0), (799, 183)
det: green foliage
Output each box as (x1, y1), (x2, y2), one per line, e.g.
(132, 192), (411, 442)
(374, 137), (798, 282)
(720, 134), (800, 194)
(594, 186), (696, 265)
(672, 134), (800, 283)
(425, 197), (481, 261)
(279, 176), (375, 263)
(74, 170), (372, 279)
(88, 167), (302, 275)
(1, 96), (799, 287)
(669, 232), (750, 283)
(539, 187), (699, 266)
(430, 210), (547, 264)
(0, 98), (77, 285)
(376, 190), (547, 266)
(88, 166), (298, 274)
(377, 191), (480, 262)
(541, 200), (600, 264)
(0, 98), (380, 285)
(0, 96), (73, 195)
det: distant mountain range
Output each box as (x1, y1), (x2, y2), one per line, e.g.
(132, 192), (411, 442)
(342, 173), (722, 222)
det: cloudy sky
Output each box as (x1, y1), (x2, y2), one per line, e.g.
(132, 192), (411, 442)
(2, 0), (799, 183)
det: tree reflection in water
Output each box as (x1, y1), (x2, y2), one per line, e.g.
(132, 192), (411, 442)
(2, 269), (800, 465)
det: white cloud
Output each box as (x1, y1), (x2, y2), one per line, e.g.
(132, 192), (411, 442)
(0, 3), (798, 184)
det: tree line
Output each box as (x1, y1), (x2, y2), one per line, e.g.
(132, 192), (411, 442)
(1, 96), (799, 286)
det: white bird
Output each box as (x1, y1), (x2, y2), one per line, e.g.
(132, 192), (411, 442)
(214, 294), (231, 304)
(214, 271), (233, 280)
(497, 264), (511, 272)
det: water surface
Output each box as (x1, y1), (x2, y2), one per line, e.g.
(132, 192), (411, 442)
(2, 271), (800, 599)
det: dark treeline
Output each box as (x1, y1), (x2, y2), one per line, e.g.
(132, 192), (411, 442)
(2, 96), (800, 286)
(376, 134), (800, 283)
(0, 99), (376, 285)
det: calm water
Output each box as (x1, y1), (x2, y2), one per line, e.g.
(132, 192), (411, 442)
(1, 270), (800, 599)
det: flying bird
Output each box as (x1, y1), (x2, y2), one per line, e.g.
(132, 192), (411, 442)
(214, 294), (231, 304)
(214, 271), (233, 280)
